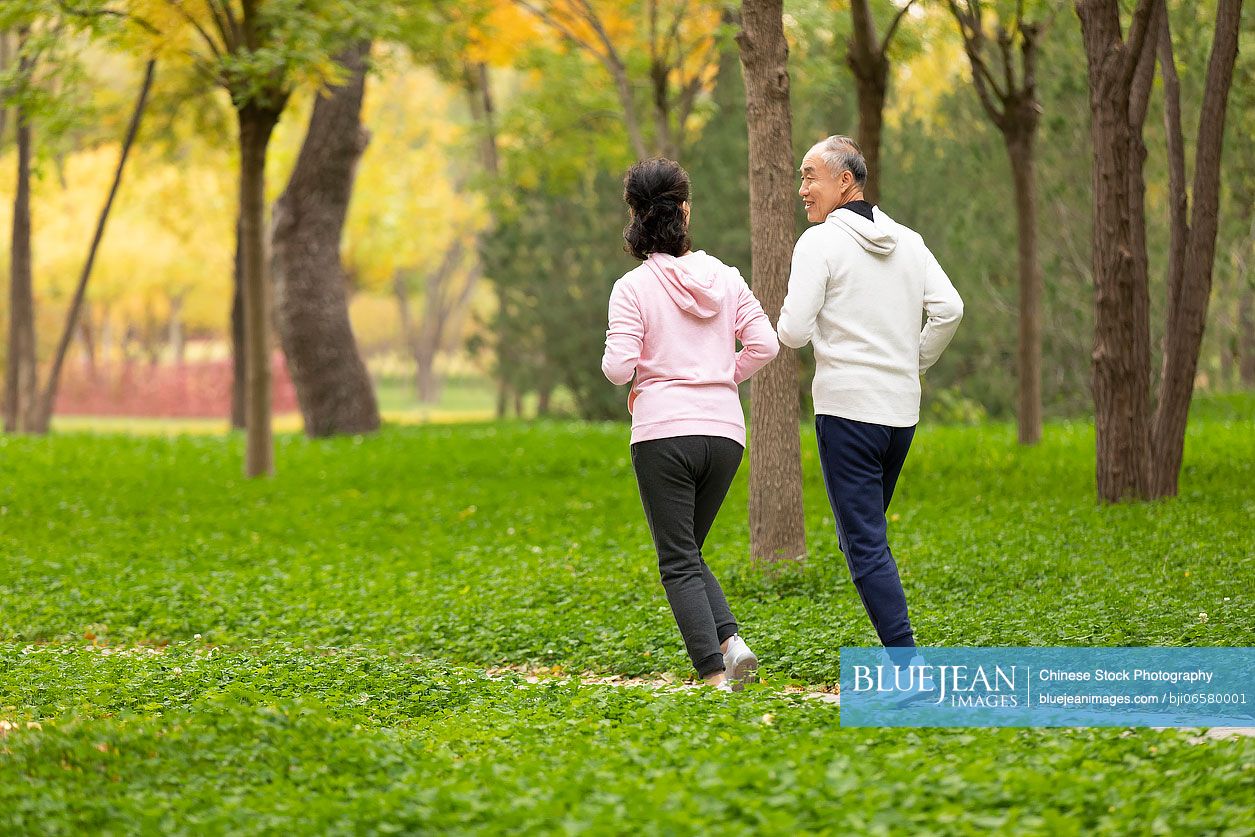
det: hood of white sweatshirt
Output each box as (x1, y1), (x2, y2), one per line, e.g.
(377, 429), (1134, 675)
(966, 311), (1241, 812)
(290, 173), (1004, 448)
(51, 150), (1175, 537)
(643, 251), (724, 319)
(826, 206), (899, 255)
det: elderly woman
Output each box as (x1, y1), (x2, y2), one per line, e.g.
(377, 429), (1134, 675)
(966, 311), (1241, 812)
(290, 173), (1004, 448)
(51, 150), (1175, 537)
(602, 158), (779, 690)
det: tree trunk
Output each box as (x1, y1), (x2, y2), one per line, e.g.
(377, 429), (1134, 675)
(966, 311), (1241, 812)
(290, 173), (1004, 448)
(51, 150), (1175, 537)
(237, 104), (281, 477)
(231, 215), (246, 429)
(737, 0), (807, 562)
(465, 62), (512, 422)
(415, 354), (440, 404)
(854, 80), (886, 206)
(32, 59), (155, 433)
(1076, 0), (1157, 502)
(79, 306), (96, 378)
(5, 98), (35, 433)
(1007, 133), (1042, 444)
(271, 40), (380, 438)
(0, 31), (11, 147)
(169, 296), (185, 366)
(496, 381), (509, 419)
(1149, 0), (1242, 498)
(847, 0), (889, 206)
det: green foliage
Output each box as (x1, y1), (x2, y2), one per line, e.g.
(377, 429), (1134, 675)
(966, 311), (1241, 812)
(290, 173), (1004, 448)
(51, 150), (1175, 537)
(1, 396), (1253, 830)
(483, 170), (634, 420)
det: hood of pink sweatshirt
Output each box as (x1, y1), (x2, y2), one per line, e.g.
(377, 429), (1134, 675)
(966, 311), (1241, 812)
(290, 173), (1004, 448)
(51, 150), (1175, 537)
(643, 252), (723, 318)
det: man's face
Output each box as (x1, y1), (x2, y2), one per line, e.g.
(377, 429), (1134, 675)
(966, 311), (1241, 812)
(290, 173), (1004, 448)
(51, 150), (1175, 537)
(799, 153), (854, 223)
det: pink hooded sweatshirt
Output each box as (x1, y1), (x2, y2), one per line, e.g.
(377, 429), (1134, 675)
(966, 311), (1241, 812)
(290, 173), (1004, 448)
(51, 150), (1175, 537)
(601, 250), (780, 446)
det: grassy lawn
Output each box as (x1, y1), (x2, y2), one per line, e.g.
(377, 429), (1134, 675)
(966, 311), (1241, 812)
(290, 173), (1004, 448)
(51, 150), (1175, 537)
(2, 394), (1253, 833)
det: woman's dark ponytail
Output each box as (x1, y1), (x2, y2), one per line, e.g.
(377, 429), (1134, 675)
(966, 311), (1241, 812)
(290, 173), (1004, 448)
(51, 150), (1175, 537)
(623, 158), (692, 260)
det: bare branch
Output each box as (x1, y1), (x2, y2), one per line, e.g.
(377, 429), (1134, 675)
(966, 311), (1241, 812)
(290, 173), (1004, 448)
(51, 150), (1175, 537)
(162, 0), (224, 60)
(205, 0), (241, 51)
(947, 0), (1010, 112)
(662, 0), (691, 69)
(880, 0), (918, 56)
(997, 24), (1016, 94)
(55, 1), (162, 36)
(514, 0), (604, 58)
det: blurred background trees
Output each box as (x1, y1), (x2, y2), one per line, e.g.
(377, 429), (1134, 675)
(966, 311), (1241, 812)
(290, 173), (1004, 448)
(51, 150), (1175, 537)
(0, 0), (1249, 499)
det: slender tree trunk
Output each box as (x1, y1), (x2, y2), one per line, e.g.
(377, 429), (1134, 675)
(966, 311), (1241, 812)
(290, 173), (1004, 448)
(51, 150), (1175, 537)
(99, 313), (113, 368)
(1150, 0), (1242, 498)
(738, 0), (806, 562)
(1076, 0), (1158, 502)
(1007, 133), (1042, 444)
(847, 0), (890, 206)
(271, 40), (380, 438)
(32, 59), (155, 433)
(0, 31), (11, 147)
(5, 97), (35, 433)
(465, 62), (511, 422)
(415, 354), (440, 404)
(496, 381), (509, 419)
(169, 296), (185, 366)
(231, 215), (246, 429)
(79, 307), (96, 378)
(237, 104), (281, 477)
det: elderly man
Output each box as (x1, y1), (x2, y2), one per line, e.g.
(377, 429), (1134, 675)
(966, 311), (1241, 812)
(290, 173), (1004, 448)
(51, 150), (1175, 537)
(778, 135), (963, 670)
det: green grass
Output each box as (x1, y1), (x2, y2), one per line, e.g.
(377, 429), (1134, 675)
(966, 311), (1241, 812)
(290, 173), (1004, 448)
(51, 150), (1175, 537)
(2, 394), (1253, 833)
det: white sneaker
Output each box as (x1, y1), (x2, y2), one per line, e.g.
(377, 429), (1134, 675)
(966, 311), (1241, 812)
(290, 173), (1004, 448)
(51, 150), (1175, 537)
(888, 653), (938, 707)
(723, 635), (759, 691)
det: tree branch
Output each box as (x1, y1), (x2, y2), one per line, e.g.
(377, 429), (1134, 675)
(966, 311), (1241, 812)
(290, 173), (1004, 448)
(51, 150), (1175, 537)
(880, 0), (918, 56)
(514, 1), (604, 62)
(946, 0), (1010, 122)
(1122, 0), (1159, 92)
(1127, 0), (1162, 127)
(37, 59), (157, 430)
(162, 0), (224, 60)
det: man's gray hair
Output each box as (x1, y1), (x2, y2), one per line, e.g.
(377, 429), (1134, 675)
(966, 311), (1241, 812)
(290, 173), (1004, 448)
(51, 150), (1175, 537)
(815, 135), (867, 187)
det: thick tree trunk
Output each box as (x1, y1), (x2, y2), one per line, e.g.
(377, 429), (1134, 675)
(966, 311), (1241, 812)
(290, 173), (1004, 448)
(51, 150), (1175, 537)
(854, 81), (886, 206)
(237, 104), (281, 477)
(1149, 0), (1242, 498)
(5, 102), (35, 433)
(1076, 0), (1157, 502)
(1007, 133), (1043, 444)
(231, 216), (246, 429)
(271, 41), (380, 438)
(737, 0), (806, 562)
(32, 59), (155, 433)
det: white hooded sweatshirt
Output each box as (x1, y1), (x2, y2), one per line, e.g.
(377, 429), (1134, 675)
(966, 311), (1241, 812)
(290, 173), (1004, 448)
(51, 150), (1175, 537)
(777, 206), (964, 427)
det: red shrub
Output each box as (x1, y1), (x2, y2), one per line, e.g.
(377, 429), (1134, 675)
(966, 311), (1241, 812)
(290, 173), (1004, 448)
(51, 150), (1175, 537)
(55, 354), (299, 418)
